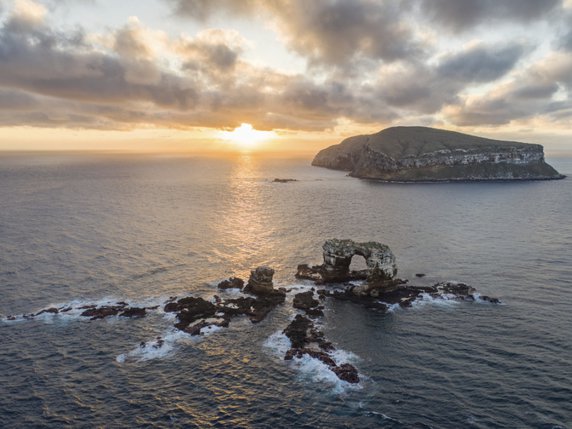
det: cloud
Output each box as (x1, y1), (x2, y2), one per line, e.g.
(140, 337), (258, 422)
(177, 29), (246, 73)
(0, 0), (570, 134)
(167, 0), (257, 21)
(170, 0), (426, 69)
(444, 52), (572, 126)
(266, 0), (424, 68)
(418, 0), (561, 32)
(437, 43), (525, 83)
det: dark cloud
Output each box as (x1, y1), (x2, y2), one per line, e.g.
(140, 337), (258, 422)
(437, 44), (525, 83)
(168, 0), (256, 21)
(418, 0), (561, 32)
(444, 54), (571, 126)
(0, 0), (570, 133)
(178, 31), (243, 72)
(170, 0), (425, 68)
(267, 0), (424, 67)
(371, 43), (525, 116)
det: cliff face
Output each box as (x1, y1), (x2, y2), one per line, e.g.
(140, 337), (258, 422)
(312, 126), (564, 181)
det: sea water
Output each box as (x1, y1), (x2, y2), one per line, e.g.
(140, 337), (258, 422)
(1, 153), (571, 428)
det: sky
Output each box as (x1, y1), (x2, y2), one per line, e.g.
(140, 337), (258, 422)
(1, 0), (572, 154)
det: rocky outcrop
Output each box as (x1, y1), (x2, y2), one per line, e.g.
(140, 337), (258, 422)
(312, 126), (564, 182)
(297, 239), (399, 295)
(283, 314), (359, 384)
(217, 277), (244, 290)
(293, 291), (324, 318)
(244, 266), (276, 295)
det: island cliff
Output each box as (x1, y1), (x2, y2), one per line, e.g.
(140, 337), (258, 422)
(312, 126), (564, 181)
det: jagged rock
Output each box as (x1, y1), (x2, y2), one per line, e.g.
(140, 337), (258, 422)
(479, 296), (501, 304)
(282, 315), (359, 384)
(312, 126), (564, 182)
(34, 307), (59, 316)
(283, 314), (313, 349)
(80, 306), (123, 320)
(184, 318), (229, 336)
(164, 302), (180, 313)
(435, 281), (475, 296)
(217, 277), (245, 290)
(119, 307), (146, 318)
(295, 264), (322, 281)
(333, 363), (360, 384)
(293, 291), (324, 317)
(173, 297), (217, 331)
(293, 291), (319, 310)
(219, 296), (256, 316)
(244, 266), (276, 295)
(250, 292), (286, 323)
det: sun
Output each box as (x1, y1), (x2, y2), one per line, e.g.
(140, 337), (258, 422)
(218, 123), (276, 149)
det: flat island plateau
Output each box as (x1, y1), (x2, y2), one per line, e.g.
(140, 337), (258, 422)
(312, 126), (564, 182)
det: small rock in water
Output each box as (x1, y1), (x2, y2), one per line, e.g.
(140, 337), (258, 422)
(119, 307), (146, 318)
(272, 178), (297, 183)
(282, 314), (359, 384)
(217, 277), (245, 290)
(415, 273), (426, 278)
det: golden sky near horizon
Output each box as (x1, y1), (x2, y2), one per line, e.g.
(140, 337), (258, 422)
(1, 0), (572, 154)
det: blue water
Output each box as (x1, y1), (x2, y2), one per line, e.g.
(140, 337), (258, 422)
(1, 153), (571, 428)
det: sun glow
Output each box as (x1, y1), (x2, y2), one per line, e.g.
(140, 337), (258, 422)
(218, 123), (276, 149)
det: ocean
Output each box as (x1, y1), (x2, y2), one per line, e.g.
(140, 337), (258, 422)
(1, 153), (571, 428)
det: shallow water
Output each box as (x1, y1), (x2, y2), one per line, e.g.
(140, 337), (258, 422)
(1, 153), (571, 428)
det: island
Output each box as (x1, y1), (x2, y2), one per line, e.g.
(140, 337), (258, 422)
(312, 126), (564, 182)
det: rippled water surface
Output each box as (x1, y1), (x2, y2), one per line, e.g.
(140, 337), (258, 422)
(1, 153), (571, 428)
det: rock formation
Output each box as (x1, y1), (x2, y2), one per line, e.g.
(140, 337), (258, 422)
(297, 239), (399, 295)
(217, 277), (244, 290)
(244, 266), (276, 295)
(312, 126), (564, 182)
(283, 313), (359, 384)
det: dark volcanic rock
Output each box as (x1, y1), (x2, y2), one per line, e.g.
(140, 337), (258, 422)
(283, 314), (313, 349)
(293, 291), (323, 317)
(333, 363), (360, 384)
(119, 307), (147, 318)
(273, 178), (297, 183)
(81, 306), (123, 320)
(244, 266), (276, 295)
(295, 264), (322, 282)
(183, 318), (229, 336)
(174, 297), (217, 331)
(312, 126), (564, 182)
(293, 291), (319, 310)
(282, 315), (359, 384)
(250, 291), (286, 323)
(217, 277), (245, 290)
(35, 307), (59, 316)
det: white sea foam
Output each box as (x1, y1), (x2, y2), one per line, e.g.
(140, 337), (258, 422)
(117, 322), (224, 363)
(116, 329), (189, 363)
(263, 330), (362, 394)
(410, 292), (461, 309)
(1, 295), (170, 324)
(472, 293), (503, 305)
(379, 302), (401, 313)
(263, 330), (292, 357)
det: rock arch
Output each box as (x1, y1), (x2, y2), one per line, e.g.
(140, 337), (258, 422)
(321, 239), (397, 289)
